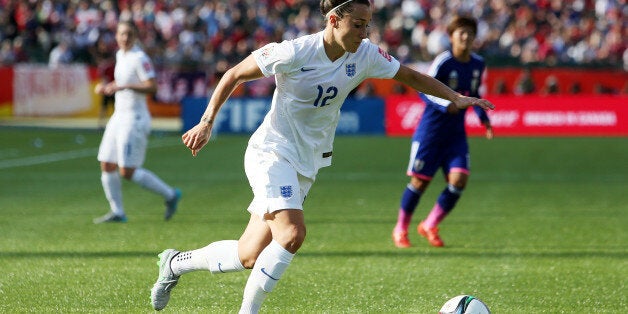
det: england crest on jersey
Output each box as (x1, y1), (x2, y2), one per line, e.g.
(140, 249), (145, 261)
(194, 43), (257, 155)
(280, 185), (293, 198)
(346, 63), (356, 77)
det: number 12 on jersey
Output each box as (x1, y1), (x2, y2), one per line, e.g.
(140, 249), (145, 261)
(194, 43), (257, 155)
(313, 85), (338, 107)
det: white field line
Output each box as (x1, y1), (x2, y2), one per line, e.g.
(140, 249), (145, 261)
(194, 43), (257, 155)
(0, 139), (179, 170)
(0, 148), (97, 169)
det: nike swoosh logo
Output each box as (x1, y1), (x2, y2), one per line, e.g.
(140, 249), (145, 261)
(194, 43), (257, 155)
(260, 268), (279, 280)
(300, 67), (315, 72)
(218, 263), (225, 273)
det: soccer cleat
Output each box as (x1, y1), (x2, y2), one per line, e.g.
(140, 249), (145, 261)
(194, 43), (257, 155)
(164, 188), (181, 220)
(392, 230), (411, 248)
(417, 221), (444, 247)
(150, 249), (181, 311)
(93, 212), (127, 224)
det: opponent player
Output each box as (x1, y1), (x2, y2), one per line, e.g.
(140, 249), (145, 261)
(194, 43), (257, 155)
(93, 21), (181, 224)
(392, 16), (493, 248)
(150, 2), (494, 312)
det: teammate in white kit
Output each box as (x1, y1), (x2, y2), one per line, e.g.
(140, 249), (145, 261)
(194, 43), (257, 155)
(150, 1), (494, 312)
(94, 21), (181, 224)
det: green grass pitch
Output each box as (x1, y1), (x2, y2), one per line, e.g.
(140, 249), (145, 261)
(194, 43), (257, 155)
(0, 127), (626, 313)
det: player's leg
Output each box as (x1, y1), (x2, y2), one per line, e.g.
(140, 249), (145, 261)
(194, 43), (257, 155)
(94, 121), (128, 223)
(239, 209), (304, 314)
(119, 124), (181, 219)
(124, 167), (181, 219)
(150, 214), (269, 311)
(418, 172), (467, 247)
(238, 147), (309, 313)
(419, 145), (470, 247)
(94, 161), (128, 223)
(167, 213), (273, 276)
(392, 140), (437, 247)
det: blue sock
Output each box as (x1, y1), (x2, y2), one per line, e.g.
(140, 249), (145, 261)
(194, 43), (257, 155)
(437, 184), (463, 212)
(400, 184), (422, 214)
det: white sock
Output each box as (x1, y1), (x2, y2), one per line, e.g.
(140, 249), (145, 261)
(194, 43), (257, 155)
(239, 240), (294, 314)
(131, 168), (175, 200)
(170, 240), (245, 276)
(101, 171), (124, 216)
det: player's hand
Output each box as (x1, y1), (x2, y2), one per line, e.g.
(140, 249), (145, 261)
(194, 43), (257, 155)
(484, 122), (494, 140)
(103, 82), (118, 95)
(454, 96), (495, 111)
(94, 83), (105, 94)
(181, 123), (212, 156)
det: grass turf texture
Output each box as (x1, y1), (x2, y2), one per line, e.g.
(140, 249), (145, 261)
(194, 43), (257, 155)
(0, 127), (626, 313)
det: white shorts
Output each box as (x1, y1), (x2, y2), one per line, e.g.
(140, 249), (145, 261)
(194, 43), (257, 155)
(244, 146), (314, 218)
(97, 114), (150, 168)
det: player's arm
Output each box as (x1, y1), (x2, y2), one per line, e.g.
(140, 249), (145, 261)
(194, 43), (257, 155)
(182, 54), (264, 156)
(393, 65), (494, 111)
(101, 77), (157, 95)
(118, 78), (157, 94)
(475, 67), (493, 139)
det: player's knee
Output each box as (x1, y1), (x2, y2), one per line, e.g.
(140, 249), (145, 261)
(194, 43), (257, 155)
(101, 162), (117, 172)
(119, 168), (135, 180)
(448, 172), (468, 188)
(447, 183), (465, 195)
(240, 253), (258, 269)
(410, 177), (429, 192)
(276, 224), (306, 254)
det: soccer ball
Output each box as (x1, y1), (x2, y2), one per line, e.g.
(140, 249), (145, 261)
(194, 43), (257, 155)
(439, 295), (491, 314)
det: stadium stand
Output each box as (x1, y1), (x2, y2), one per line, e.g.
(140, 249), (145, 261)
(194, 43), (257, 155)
(0, 0), (625, 100)
(0, 0), (624, 67)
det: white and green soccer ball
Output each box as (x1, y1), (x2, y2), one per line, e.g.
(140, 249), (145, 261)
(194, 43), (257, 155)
(439, 295), (491, 314)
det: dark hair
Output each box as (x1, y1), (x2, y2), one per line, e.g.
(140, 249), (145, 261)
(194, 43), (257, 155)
(447, 16), (477, 36)
(117, 20), (138, 36)
(319, 0), (371, 18)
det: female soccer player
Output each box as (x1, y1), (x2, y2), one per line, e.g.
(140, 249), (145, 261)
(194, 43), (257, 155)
(150, 1), (494, 312)
(94, 21), (181, 224)
(391, 16), (494, 248)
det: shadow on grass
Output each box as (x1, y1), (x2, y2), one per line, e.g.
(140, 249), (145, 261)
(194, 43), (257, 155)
(0, 251), (158, 259)
(1, 249), (625, 259)
(298, 249), (628, 259)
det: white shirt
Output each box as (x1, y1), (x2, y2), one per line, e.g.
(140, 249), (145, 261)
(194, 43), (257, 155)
(113, 45), (155, 118)
(251, 31), (400, 178)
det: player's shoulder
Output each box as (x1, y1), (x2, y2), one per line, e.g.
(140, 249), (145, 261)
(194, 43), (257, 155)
(356, 38), (384, 54)
(470, 52), (485, 64)
(433, 50), (454, 65)
(136, 47), (151, 58)
(121, 46), (149, 61)
(353, 38), (396, 65)
(290, 32), (322, 54)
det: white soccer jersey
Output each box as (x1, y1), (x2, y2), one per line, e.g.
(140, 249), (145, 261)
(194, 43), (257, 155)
(250, 31), (400, 178)
(97, 45), (155, 167)
(113, 45), (155, 117)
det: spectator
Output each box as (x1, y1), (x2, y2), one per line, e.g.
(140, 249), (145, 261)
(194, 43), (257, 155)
(543, 75), (560, 95)
(0, 39), (15, 65)
(0, 0), (623, 72)
(514, 68), (536, 95)
(48, 39), (73, 67)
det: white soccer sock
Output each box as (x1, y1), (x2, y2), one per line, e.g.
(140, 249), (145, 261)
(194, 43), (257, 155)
(239, 240), (294, 314)
(101, 171), (124, 216)
(131, 168), (175, 200)
(170, 240), (245, 276)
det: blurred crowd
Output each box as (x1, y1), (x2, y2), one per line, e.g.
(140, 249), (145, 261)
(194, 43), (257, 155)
(0, 0), (626, 75)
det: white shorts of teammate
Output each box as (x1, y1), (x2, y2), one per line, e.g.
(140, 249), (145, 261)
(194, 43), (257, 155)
(244, 146), (314, 218)
(97, 114), (151, 168)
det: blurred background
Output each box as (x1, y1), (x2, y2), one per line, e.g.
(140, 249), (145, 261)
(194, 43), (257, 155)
(0, 0), (626, 135)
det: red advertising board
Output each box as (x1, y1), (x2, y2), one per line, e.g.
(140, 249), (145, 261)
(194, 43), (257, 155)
(385, 95), (628, 137)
